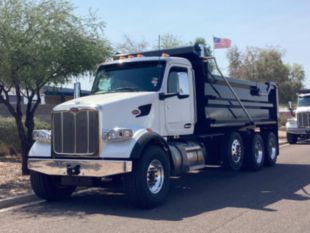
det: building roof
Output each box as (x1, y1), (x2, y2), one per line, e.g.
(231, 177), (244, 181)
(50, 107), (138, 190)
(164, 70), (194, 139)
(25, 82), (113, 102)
(43, 86), (90, 97)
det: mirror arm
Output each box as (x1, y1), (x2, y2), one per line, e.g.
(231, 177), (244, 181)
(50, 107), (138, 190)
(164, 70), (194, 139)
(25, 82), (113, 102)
(289, 108), (295, 117)
(287, 101), (295, 117)
(159, 92), (190, 100)
(159, 92), (178, 100)
(74, 82), (81, 99)
(178, 93), (189, 99)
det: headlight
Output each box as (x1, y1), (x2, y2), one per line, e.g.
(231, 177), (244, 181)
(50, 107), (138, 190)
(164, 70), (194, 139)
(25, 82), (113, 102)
(33, 129), (51, 143)
(103, 128), (133, 142)
(287, 118), (297, 124)
(286, 118), (297, 128)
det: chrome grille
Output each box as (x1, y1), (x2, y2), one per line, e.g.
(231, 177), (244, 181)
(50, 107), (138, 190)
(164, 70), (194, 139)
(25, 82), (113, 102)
(52, 110), (99, 157)
(297, 112), (310, 127)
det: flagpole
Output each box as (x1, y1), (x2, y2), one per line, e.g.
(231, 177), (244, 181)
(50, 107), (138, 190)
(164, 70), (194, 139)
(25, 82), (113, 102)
(212, 35), (216, 59)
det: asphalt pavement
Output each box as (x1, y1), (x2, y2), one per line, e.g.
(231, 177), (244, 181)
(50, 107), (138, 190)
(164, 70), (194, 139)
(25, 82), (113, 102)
(0, 141), (309, 233)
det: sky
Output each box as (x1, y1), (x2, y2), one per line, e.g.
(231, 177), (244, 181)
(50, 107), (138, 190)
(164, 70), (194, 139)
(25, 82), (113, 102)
(70, 0), (310, 90)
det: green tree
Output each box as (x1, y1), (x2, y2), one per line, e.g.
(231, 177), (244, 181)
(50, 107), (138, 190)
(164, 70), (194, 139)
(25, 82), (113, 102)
(0, 0), (111, 174)
(194, 37), (212, 56)
(280, 64), (305, 104)
(227, 46), (242, 77)
(116, 34), (149, 54)
(159, 33), (184, 49)
(116, 34), (212, 54)
(227, 46), (304, 104)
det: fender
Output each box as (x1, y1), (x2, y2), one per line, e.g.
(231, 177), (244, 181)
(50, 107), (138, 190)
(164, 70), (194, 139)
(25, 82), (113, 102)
(28, 141), (51, 158)
(130, 131), (169, 159)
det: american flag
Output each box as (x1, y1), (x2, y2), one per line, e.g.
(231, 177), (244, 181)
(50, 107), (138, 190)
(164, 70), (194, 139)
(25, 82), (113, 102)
(213, 37), (232, 49)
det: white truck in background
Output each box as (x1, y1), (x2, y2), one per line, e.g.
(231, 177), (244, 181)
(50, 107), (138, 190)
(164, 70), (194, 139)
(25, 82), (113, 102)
(286, 89), (310, 144)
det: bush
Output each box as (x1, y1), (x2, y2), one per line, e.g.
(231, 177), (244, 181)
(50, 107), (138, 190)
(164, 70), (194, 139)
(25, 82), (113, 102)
(0, 117), (50, 155)
(279, 113), (290, 127)
(34, 118), (50, 130)
(0, 142), (11, 157)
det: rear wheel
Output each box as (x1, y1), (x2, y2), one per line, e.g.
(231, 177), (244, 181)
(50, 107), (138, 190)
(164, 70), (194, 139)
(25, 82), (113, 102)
(221, 132), (244, 171)
(124, 145), (170, 208)
(30, 171), (76, 201)
(245, 133), (265, 171)
(287, 133), (298, 144)
(264, 132), (278, 166)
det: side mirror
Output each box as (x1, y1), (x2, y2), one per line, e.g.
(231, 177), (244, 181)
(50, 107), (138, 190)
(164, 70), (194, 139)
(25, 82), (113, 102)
(73, 82), (81, 99)
(287, 101), (295, 117)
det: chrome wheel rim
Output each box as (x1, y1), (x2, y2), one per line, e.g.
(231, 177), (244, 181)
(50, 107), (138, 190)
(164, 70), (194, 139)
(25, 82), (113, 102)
(147, 159), (164, 194)
(254, 139), (263, 164)
(231, 139), (242, 163)
(269, 137), (277, 160)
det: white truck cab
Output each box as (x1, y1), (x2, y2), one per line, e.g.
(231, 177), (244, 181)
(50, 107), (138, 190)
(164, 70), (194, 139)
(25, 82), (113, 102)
(28, 45), (279, 208)
(286, 90), (310, 144)
(30, 56), (195, 159)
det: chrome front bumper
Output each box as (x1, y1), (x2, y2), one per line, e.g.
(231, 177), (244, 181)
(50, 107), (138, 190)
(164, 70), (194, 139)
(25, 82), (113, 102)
(28, 158), (132, 177)
(286, 127), (310, 135)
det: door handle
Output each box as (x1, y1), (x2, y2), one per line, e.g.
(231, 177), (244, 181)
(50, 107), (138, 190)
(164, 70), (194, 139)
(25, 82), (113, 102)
(184, 123), (192, 128)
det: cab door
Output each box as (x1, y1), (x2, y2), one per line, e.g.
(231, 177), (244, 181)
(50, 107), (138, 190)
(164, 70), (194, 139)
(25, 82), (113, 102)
(163, 65), (195, 136)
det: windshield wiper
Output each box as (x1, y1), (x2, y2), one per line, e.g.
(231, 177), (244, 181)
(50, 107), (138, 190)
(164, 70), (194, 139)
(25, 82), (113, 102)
(93, 90), (110, 95)
(93, 87), (141, 95)
(111, 87), (141, 92)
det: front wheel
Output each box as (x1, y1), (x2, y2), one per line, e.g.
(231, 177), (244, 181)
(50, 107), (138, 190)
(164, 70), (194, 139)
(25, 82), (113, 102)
(30, 171), (76, 201)
(124, 145), (170, 208)
(287, 133), (298, 144)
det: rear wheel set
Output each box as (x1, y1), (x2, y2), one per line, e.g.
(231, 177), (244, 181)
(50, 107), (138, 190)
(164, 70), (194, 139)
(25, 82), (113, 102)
(264, 132), (278, 166)
(221, 131), (277, 171)
(244, 133), (265, 171)
(221, 132), (245, 171)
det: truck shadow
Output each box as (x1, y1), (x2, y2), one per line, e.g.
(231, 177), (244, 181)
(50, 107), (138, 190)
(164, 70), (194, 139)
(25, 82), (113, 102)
(14, 162), (310, 221)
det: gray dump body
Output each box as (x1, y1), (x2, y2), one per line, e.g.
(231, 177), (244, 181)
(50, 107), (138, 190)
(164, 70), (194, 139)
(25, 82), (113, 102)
(204, 75), (278, 128)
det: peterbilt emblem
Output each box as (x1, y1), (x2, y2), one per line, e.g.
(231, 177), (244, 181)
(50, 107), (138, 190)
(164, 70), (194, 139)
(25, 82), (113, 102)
(132, 109), (141, 116)
(70, 107), (80, 113)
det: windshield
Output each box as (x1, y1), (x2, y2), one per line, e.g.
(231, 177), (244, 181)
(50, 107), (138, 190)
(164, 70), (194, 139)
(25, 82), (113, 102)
(298, 96), (310, 107)
(91, 61), (166, 94)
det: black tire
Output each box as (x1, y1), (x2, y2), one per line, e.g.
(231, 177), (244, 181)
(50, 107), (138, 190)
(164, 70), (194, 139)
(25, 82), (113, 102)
(30, 171), (76, 201)
(264, 132), (278, 166)
(287, 133), (298, 144)
(244, 133), (265, 171)
(221, 132), (244, 171)
(124, 145), (170, 209)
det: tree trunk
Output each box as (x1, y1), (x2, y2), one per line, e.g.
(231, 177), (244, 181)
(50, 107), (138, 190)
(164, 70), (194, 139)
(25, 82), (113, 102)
(24, 109), (35, 175)
(23, 92), (41, 175)
(1, 82), (42, 175)
(0, 83), (30, 174)
(14, 114), (30, 175)
(14, 83), (31, 175)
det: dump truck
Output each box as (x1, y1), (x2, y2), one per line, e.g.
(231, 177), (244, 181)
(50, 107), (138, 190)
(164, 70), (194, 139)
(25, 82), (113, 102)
(286, 89), (310, 144)
(28, 45), (279, 208)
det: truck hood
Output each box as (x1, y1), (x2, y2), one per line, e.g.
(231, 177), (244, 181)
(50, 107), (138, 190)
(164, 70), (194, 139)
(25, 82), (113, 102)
(296, 106), (310, 113)
(53, 92), (158, 111)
